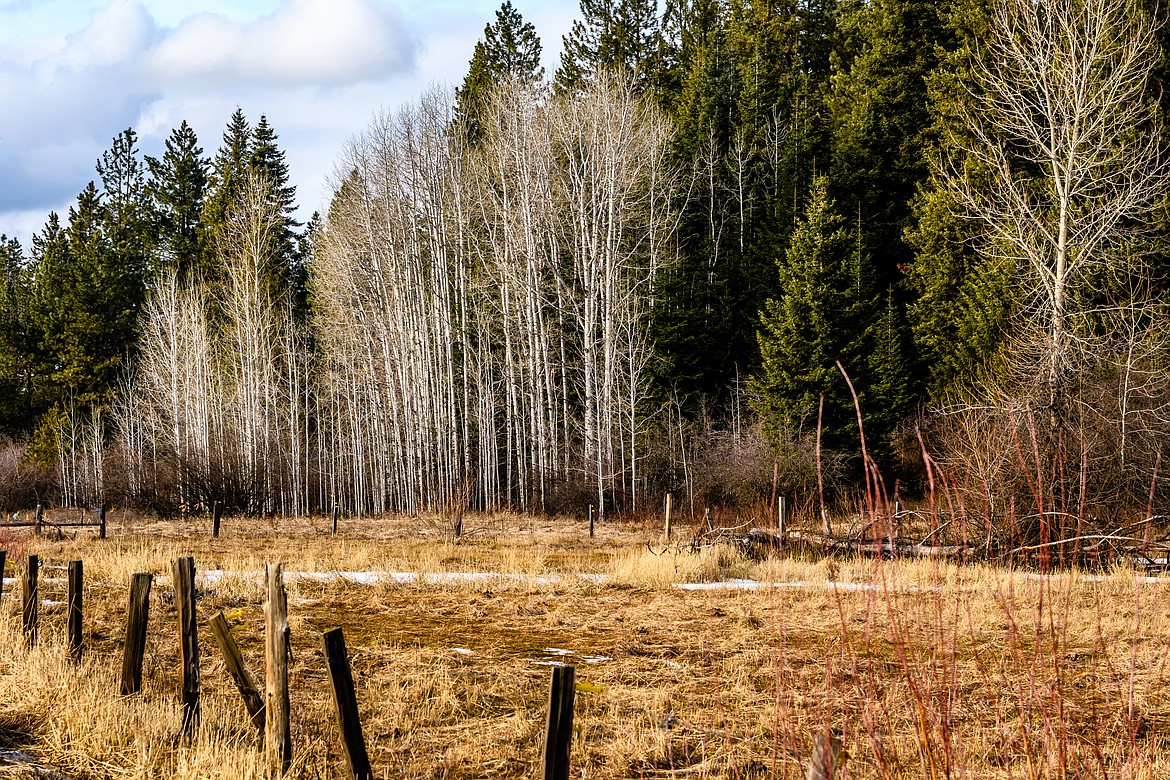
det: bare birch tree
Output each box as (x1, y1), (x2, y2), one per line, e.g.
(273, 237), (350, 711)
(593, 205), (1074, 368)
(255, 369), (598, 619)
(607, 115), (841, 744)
(949, 0), (1167, 418)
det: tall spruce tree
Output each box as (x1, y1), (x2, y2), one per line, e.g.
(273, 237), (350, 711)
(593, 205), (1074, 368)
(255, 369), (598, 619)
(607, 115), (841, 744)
(203, 108), (252, 272)
(147, 121), (209, 280)
(904, 0), (1008, 398)
(0, 236), (36, 434)
(249, 115), (301, 294)
(752, 178), (871, 449)
(32, 184), (139, 406)
(95, 128), (150, 318)
(456, 1), (544, 141)
(556, 0), (659, 93)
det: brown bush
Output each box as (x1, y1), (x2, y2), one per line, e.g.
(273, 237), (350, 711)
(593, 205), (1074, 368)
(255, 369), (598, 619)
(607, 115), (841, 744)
(0, 438), (55, 511)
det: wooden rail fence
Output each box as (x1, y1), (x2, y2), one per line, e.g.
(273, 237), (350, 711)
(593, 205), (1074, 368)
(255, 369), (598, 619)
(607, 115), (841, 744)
(0, 546), (585, 779)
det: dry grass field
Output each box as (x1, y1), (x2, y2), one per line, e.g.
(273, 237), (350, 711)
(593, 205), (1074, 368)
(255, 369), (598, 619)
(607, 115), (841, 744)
(1, 510), (1169, 779)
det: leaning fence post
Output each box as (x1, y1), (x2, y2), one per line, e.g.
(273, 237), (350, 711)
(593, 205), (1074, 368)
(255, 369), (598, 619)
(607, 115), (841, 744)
(68, 560), (83, 661)
(541, 664), (576, 780)
(121, 573), (153, 695)
(664, 493), (673, 540)
(172, 557), (200, 734)
(323, 627), (372, 780)
(22, 554), (38, 647)
(266, 563), (292, 775)
(34, 504), (43, 537)
(209, 610), (265, 735)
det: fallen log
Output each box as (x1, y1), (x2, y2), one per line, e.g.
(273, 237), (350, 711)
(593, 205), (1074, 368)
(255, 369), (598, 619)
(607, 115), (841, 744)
(744, 528), (976, 559)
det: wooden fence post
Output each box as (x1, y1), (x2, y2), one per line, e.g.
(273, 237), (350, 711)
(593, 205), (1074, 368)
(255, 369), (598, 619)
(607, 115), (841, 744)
(0, 549), (6, 605)
(588, 504), (594, 539)
(172, 557), (200, 734)
(68, 560), (83, 662)
(332, 504), (340, 537)
(778, 495), (787, 548)
(34, 504), (42, 537)
(121, 573), (153, 695)
(266, 563), (291, 775)
(22, 554), (37, 647)
(212, 501), (222, 538)
(664, 494), (673, 540)
(705, 507), (714, 533)
(98, 505), (107, 539)
(209, 611), (265, 735)
(323, 628), (372, 780)
(541, 664), (575, 780)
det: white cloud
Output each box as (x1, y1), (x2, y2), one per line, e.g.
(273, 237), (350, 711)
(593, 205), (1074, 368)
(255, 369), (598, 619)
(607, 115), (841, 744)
(148, 0), (417, 88)
(0, 0), (573, 246)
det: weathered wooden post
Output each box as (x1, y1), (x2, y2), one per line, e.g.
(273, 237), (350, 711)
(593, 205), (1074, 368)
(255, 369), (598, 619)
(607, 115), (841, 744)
(704, 507), (714, 533)
(34, 504), (42, 537)
(67, 560), (83, 662)
(778, 495), (787, 548)
(664, 493), (673, 540)
(0, 549), (6, 605)
(323, 628), (372, 780)
(212, 501), (223, 538)
(541, 664), (576, 780)
(172, 557), (200, 734)
(266, 563), (291, 775)
(588, 504), (595, 538)
(331, 503), (340, 537)
(121, 573), (153, 695)
(209, 611), (265, 735)
(22, 554), (37, 647)
(98, 505), (107, 539)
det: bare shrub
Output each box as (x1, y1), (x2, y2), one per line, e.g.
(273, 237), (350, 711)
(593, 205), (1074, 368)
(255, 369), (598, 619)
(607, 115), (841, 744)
(925, 318), (1170, 552)
(0, 438), (55, 511)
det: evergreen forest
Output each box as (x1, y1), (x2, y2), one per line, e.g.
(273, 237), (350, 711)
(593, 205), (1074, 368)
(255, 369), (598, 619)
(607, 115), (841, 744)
(1, 0), (1168, 544)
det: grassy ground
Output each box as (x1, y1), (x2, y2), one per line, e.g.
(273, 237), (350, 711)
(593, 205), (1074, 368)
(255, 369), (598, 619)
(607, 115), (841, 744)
(1, 510), (1169, 779)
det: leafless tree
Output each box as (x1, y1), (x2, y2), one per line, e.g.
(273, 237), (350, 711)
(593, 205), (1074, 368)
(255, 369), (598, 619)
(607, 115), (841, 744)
(948, 0), (1168, 419)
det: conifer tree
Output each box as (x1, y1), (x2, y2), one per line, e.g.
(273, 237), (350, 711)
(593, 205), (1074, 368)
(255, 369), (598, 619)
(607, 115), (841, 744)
(147, 121), (209, 280)
(203, 108), (252, 271)
(96, 128), (150, 316)
(456, 1), (544, 141)
(32, 184), (139, 406)
(828, 0), (947, 296)
(752, 178), (868, 448)
(0, 236), (36, 434)
(249, 115), (301, 292)
(556, 0), (659, 93)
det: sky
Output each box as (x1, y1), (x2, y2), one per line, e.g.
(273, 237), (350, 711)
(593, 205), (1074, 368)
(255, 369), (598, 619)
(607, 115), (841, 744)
(0, 0), (575, 247)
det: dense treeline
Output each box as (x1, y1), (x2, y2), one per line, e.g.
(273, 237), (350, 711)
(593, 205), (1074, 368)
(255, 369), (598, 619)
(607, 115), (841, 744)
(1, 0), (1168, 533)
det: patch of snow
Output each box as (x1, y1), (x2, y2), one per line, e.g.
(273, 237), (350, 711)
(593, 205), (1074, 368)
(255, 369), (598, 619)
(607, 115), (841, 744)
(40, 599), (66, 606)
(452, 647), (474, 656)
(543, 647), (575, 656)
(0, 750), (36, 763)
(582, 655), (613, 663)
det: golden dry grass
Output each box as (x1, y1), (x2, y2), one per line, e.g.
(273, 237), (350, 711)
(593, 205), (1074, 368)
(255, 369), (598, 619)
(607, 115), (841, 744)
(1, 511), (1169, 779)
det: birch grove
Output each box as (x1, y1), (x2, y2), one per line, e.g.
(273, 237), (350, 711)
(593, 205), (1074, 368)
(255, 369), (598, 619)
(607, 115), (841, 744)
(112, 77), (673, 516)
(120, 172), (310, 513)
(313, 77), (674, 514)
